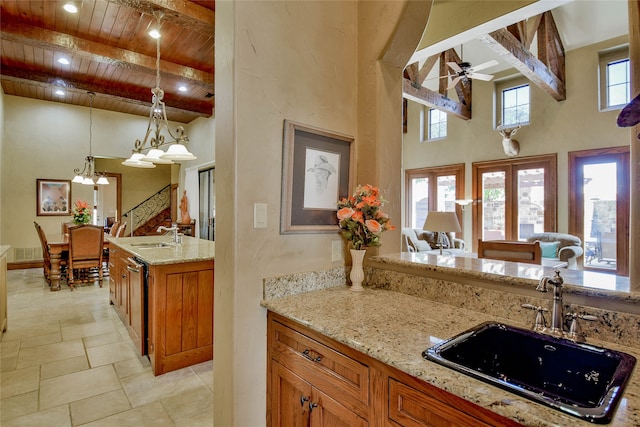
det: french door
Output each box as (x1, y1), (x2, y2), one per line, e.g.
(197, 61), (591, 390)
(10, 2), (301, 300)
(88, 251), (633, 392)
(199, 167), (215, 241)
(569, 147), (629, 275)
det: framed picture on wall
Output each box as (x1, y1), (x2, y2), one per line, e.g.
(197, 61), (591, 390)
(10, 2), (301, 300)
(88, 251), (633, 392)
(280, 120), (355, 234)
(36, 179), (72, 216)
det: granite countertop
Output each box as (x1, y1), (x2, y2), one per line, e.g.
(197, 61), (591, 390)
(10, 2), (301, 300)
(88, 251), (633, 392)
(261, 287), (640, 427)
(107, 235), (214, 265)
(371, 252), (637, 301)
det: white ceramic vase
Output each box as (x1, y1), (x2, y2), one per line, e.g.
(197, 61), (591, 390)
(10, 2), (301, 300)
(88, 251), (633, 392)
(349, 248), (366, 292)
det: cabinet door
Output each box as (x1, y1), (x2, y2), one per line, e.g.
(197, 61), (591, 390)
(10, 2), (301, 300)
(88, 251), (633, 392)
(271, 361), (311, 427)
(126, 258), (145, 356)
(388, 378), (492, 427)
(310, 388), (368, 427)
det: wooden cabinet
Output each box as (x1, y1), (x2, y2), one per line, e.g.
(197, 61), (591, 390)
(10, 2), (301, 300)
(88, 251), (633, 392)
(267, 312), (522, 427)
(147, 259), (214, 375)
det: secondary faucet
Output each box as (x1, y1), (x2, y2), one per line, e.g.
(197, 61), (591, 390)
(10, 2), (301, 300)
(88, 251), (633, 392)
(536, 270), (565, 337)
(157, 224), (179, 243)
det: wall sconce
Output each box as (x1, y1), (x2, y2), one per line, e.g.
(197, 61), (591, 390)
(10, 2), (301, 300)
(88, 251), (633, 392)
(455, 199), (474, 210)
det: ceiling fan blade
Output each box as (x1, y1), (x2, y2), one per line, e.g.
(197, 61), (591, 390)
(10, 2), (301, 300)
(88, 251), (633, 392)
(467, 72), (494, 81)
(447, 61), (463, 73)
(447, 76), (461, 90)
(469, 59), (498, 73)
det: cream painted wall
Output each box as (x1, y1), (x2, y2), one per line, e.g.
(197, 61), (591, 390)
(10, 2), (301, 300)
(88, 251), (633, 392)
(0, 95), (214, 262)
(214, 0), (431, 425)
(403, 35), (632, 243)
(0, 86), (4, 245)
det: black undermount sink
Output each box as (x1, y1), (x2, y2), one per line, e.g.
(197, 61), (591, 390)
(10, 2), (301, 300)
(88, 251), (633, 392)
(423, 322), (636, 424)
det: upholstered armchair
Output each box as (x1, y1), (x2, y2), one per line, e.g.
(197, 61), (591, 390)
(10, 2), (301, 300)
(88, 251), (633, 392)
(526, 232), (584, 269)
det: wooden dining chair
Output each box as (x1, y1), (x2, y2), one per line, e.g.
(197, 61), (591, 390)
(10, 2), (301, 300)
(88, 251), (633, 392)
(68, 224), (104, 290)
(477, 239), (542, 265)
(108, 221), (120, 237)
(115, 222), (127, 237)
(34, 222), (53, 285)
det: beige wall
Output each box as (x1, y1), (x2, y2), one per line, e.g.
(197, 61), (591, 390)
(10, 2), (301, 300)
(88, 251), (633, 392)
(0, 95), (214, 262)
(403, 35), (632, 243)
(0, 86), (4, 245)
(214, 0), (431, 425)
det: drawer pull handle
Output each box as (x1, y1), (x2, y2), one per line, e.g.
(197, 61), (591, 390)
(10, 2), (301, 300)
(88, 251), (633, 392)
(300, 395), (309, 406)
(301, 349), (323, 363)
(309, 402), (318, 412)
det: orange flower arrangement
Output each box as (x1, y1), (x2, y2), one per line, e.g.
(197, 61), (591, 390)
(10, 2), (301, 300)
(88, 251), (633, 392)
(337, 184), (395, 250)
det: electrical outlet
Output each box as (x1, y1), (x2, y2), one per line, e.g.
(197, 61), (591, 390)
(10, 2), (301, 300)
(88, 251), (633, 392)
(331, 240), (343, 262)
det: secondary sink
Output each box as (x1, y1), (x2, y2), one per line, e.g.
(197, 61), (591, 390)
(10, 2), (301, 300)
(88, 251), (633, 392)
(130, 242), (174, 249)
(423, 322), (636, 424)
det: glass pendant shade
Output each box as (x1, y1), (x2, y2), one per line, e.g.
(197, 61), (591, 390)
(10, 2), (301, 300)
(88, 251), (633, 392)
(141, 148), (174, 164)
(72, 175), (84, 183)
(96, 176), (110, 185)
(122, 153), (156, 168)
(82, 177), (95, 185)
(161, 144), (197, 161)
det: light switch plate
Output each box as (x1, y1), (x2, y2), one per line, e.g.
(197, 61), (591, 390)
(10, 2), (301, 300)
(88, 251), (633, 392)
(254, 203), (267, 228)
(331, 240), (343, 262)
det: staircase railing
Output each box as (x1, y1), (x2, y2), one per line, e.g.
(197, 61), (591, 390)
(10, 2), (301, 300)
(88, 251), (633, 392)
(122, 185), (171, 235)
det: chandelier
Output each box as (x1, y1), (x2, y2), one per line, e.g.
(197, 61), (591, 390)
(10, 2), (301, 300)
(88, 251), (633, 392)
(122, 11), (197, 168)
(72, 92), (109, 185)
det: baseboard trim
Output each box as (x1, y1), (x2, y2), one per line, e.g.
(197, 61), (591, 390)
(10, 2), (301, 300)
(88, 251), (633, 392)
(8, 261), (42, 270)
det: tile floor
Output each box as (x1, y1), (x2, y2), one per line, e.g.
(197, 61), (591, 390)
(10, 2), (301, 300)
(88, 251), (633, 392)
(0, 268), (214, 426)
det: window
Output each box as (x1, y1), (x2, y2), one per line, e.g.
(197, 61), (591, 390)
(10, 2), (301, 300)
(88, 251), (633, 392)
(472, 155), (556, 247)
(606, 59), (630, 108)
(405, 164), (464, 230)
(599, 46), (630, 111)
(501, 85), (529, 126)
(428, 109), (447, 140)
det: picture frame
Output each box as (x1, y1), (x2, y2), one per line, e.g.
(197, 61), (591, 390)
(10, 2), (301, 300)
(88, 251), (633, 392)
(36, 179), (72, 216)
(281, 120), (355, 234)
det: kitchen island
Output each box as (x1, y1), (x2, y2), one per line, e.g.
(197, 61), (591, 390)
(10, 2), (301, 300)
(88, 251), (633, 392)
(107, 235), (214, 376)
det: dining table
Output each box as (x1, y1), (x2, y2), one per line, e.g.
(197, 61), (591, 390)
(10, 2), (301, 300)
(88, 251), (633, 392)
(48, 233), (110, 291)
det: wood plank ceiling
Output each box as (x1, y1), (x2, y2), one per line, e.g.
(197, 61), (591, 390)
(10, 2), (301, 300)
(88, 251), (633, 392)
(0, 0), (214, 123)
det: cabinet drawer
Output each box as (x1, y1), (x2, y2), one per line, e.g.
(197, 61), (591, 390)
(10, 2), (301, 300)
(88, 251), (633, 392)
(388, 378), (492, 427)
(270, 318), (369, 409)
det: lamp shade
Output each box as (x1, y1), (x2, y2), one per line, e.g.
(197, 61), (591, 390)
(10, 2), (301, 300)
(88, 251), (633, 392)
(96, 176), (110, 185)
(141, 149), (174, 164)
(122, 153), (156, 168)
(161, 144), (197, 161)
(72, 175), (84, 183)
(423, 211), (461, 233)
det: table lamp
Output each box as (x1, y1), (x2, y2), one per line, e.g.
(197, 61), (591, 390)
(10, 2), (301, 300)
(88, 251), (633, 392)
(423, 211), (462, 255)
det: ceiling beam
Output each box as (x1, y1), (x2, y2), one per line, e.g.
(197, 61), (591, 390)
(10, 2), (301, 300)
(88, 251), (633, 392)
(479, 13), (566, 102)
(0, 20), (213, 90)
(402, 78), (471, 120)
(110, 0), (214, 35)
(0, 70), (210, 120)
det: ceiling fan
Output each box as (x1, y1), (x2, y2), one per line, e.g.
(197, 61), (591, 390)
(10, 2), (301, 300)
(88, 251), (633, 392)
(446, 59), (499, 89)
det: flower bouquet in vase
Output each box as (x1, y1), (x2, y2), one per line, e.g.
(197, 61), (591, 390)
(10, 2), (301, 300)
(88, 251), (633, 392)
(72, 199), (91, 225)
(337, 185), (394, 291)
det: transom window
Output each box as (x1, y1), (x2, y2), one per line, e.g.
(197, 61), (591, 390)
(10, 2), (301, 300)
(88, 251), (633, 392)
(501, 85), (530, 126)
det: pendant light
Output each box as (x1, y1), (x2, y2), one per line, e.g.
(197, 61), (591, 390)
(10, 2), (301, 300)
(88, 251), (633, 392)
(72, 92), (109, 185)
(123, 11), (196, 168)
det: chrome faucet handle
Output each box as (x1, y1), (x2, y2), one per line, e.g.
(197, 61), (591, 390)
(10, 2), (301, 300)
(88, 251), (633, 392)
(521, 303), (549, 332)
(566, 312), (598, 342)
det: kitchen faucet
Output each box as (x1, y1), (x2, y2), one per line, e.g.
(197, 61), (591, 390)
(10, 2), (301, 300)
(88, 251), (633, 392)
(157, 224), (179, 243)
(525, 270), (597, 341)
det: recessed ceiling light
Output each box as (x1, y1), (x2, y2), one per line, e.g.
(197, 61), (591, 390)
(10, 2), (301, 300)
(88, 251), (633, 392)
(58, 58), (70, 65)
(55, 89), (65, 96)
(178, 85), (187, 92)
(63, 3), (78, 13)
(148, 29), (161, 39)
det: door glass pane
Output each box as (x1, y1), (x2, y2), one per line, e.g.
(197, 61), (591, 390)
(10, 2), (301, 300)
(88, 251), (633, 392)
(437, 175), (456, 212)
(517, 168), (545, 240)
(199, 168), (215, 241)
(411, 177), (429, 228)
(482, 171), (505, 240)
(583, 163), (617, 270)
